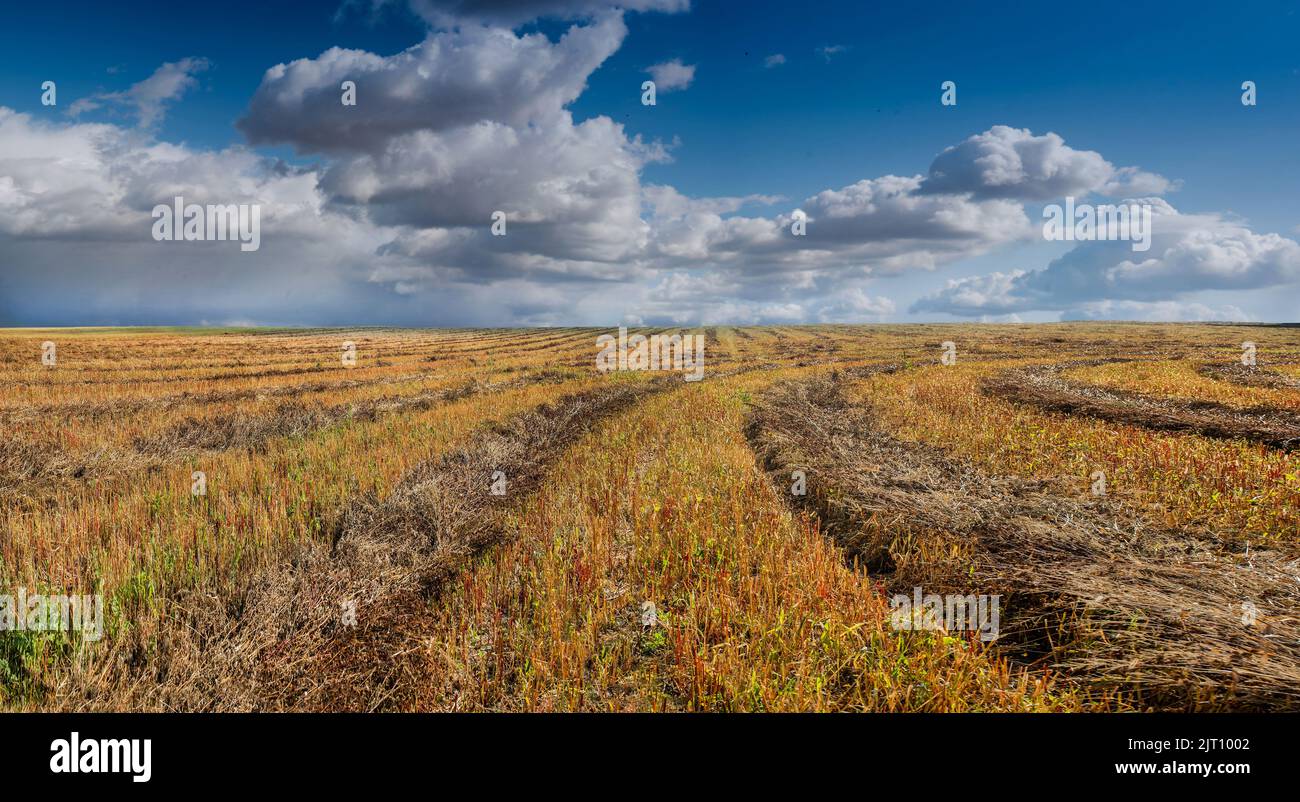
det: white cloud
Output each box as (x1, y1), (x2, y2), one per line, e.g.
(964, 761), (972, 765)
(913, 270), (1028, 317)
(645, 59), (696, 92)
(240, 18), (628, 153)
(0, 106), (397, 326)
(763, 53), (786, 68)
(0, 14), (1258, 334)
(236, 14), (676, 297)
(816, 289), (895, 322)
(1102, 165), (1180, 196)
(920, 126), (1175, 200)
(68, 58), (210, 129)
(643, 184), (781, 219)
(911, 199), (1300, 318)
(620, 270), (812, 325)
(647, 173), (1032, 279)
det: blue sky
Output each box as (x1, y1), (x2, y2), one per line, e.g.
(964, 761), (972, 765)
(1, 0), (1298, 325)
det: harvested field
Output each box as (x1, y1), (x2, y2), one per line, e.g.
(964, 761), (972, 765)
(984, 360), (1300, 452)
(62, 380), (668, 711)
(747, 372), (1300, 710)
(1199, 362), (1300, 391)
(1061, 358), (1300, 413)
(132, 371), (572, 457)
(3, 323), (1300, 713)
(0, 369), (575, 502)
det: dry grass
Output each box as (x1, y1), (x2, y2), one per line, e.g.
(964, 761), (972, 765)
(55, 378), (667, 711)
(859, 361), (1300, 550)
(984, 360), (1300, 451)
(415, 367), (1073, 711)
(748, 372), (1300, 710)
(1067, 359), (1300, 409)
(1200, 363), (1300, 391)
(4, 323), (1299, 711)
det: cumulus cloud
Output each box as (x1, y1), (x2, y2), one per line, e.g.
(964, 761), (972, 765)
(920, 126), (1176, 200)
(239, 17), (627, 153)
(0, 5), (1258, 331)
(912, 270), (1028, 317)
(647, 173), (1031, 279)
(612, 270), (812, 325)
(815, 288), (895, 322)
(643, 184), (782, 218)
(244, 10), (1050, 315)
(68, 58), (210, 128)
(645, 59), (695, 92)
(8, 89), (1148, 326)
(911, 199), (1300, 319)
(0, 107), (394, 326)
(623, 169), (1029, 326)
(4, 8), (692, 326)
(606, 266), (895, 326)
(1101, 165), (1178, 196)
(235, 12), (678, 301)
(321, 114), (655, 242)
(764, 53), (786, 68)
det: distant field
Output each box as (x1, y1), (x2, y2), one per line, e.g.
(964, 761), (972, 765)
(2, 323), (1298, 711)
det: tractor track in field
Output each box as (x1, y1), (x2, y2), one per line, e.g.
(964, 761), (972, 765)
(0, 369), (455, 425)
(0, 363), (338, 389)
(745, 368), (1300, 710)
(132, 370), (576, 456)
(1198, 362), (1300, 391)
(0, 369), (576, 502)
(982, 359), (1300, 452)
(0, 330), (586, 386)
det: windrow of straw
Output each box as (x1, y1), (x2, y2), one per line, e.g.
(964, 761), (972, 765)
(1198, 362), (1300, 391)
(0, 370), (574, 498)
(746, 371), (1300, 710)
(61, 377), (674, 711)
(983, 360), (1300, 451)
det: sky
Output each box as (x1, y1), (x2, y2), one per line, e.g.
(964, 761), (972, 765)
(1, 0), (1298, 326)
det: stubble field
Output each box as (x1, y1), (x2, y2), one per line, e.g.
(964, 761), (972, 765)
(2, 323), (1297, 711)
